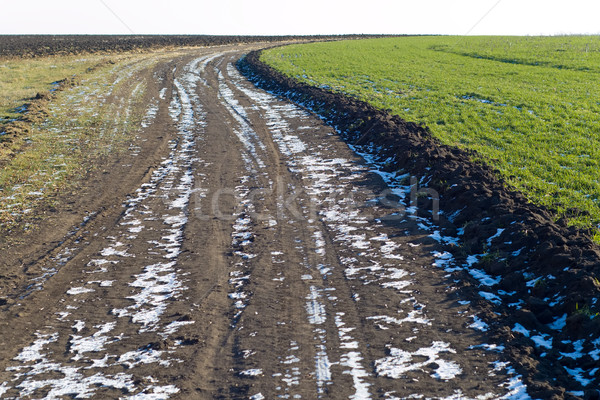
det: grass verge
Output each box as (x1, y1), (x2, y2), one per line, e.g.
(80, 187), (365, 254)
(0, 52), (162, 233)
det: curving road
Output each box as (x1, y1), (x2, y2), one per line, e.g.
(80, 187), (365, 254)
(0, 46), (531, 399)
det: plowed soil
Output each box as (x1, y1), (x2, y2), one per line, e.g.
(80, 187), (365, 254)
(0, 35), (375, 59)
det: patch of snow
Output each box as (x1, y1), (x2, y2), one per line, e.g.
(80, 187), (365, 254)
(470, 270), (501, 287)
(70, 322), (116, 360)
(469, 343), (505, 352)
(564, 366), (592, 387)
(478, 291), (502, 305)
(560, 340), (585, 360)
(548, 313), (567, 331)
(66, 287), (95, 295)
(468, 315), (489, 332)
(512, 323), (530, 337)
(72, 320), (85, 332)
(429, 230), (459, 246)
(375, 342), (461, 381)
(530, 334), (552, 349)
(305, 286), (326, 325)
(487, 228), (505, 246)
(0, 383), (9, 396)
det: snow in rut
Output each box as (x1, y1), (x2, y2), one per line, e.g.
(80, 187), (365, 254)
(1, 56), (208, 399)
(227, 61), (532, 399)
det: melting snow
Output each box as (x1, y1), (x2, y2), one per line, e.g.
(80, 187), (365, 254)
(305, 286), (326, 325)
(66, 287), (95, 295)
(468, 315), (489, 332)
(548, 313), (567, 331)
(512, 323), (530, 337)
(240, 368), (263, 377)
(375, 342), (462, 381)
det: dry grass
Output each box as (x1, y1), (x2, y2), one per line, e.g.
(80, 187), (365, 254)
(0, 51), (164, 232)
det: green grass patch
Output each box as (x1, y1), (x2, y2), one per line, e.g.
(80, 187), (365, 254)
(262, 36), (600, 232)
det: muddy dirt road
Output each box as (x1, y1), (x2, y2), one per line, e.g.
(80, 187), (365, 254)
(0, 46), (532, 399)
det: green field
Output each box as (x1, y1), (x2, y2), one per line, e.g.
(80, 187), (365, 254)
(262, 36), (600, 234)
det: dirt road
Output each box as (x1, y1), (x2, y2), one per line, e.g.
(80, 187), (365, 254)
(0, 46), (532, 399)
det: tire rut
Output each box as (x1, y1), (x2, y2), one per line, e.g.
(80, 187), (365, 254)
(1, 47), (536, 400)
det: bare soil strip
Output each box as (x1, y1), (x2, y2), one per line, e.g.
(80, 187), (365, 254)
(0, 44), (596, 399)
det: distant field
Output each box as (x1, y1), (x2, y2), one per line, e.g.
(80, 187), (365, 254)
(0, 35), (373, 58)
(262, 36), (600, 233)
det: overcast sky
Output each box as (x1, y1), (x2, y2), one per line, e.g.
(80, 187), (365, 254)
(2, 0), (599, 36)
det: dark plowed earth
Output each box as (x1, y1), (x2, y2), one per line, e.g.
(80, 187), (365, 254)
(0, 44), (594, 399)
(0, 35), (376, 59)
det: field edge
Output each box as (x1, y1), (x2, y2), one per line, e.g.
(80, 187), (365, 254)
(239, 48), (600, 398)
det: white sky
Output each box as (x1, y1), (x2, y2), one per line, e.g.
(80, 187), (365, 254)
(1, 0), (599, 36)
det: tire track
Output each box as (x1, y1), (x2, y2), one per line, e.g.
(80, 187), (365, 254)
(216, 57), (532, 399)
(0, 55), (208, 400)
(1, 47), (538, 400)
